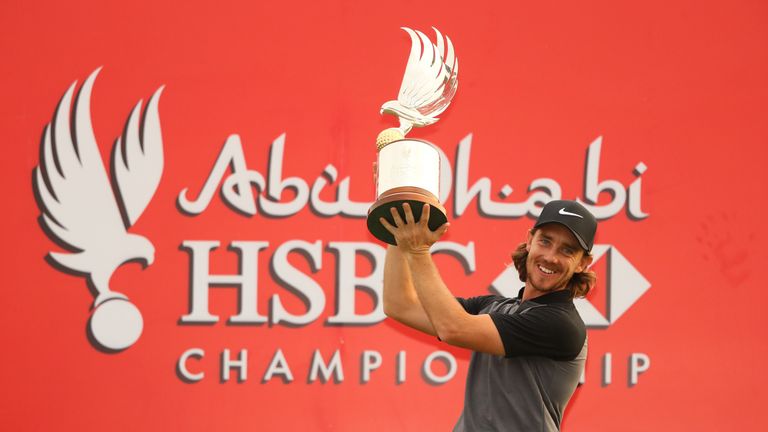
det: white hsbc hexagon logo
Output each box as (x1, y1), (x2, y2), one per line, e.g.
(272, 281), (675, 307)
(490, 244), (651, 327)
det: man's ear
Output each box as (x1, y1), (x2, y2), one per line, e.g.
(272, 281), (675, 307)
(576, 254), (593, 273)
(526, 229), (534, 251)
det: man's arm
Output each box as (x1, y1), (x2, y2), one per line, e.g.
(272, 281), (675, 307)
(383, 244), (437, 336)
(406, 251), (505, 355)
(381, 203), (505, 356)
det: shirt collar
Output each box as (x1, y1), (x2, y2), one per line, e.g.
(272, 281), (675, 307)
(516, 287), (573, 304)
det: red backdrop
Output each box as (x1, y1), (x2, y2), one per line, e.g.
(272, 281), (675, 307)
(2, 0), (767, 430)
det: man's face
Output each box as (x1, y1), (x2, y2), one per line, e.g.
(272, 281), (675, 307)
(525, 224), (592, 295)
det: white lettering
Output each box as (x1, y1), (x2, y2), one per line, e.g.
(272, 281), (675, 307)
(270, 240), (325, 325)
(629, 352), (651, 387)
(396, 350), (406, 384)
(178, 347), (647, 388)
(453, 134), (561, 217)
(580, 352), (651, 387)
(326, 242), (386, 325)
(178, 348), (205, 382)
(261, 134), (309, 216)
(221, 348), (247, 382)
(579, 136), (633, 220)
(263, 349), (294, 383)
(602, 352), (612, 386)
(361, 350), (383, 383)
(180, 241), (269, 324)
(422, 351), (457, 385)
(178, 133), (646, 221)
(309, 349), (344, 383)
(628, 162), (649, 219)
(177, 134), (261, 215)
(310, 164), (372, 217)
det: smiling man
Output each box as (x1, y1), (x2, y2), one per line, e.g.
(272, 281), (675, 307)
(381, 199), (597, 432)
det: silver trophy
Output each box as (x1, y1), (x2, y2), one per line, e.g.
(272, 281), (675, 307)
(367, 27), (459, 244)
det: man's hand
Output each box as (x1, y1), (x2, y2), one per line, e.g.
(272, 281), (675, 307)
(380, 203), (449, 255)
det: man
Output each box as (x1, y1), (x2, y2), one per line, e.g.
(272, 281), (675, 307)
(380, 199), (597, 431)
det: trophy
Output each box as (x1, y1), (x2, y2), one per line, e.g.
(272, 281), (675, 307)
(367, 27), (459, 245)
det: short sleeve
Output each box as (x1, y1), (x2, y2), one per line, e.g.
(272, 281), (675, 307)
(489, 306), (586, 360)
(456, 295), (505, 315)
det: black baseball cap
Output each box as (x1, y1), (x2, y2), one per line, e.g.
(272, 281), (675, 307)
(533, 200), (597, 252)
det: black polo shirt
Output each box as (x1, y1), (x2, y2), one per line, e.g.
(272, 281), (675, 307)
(453, 288), (587, 432)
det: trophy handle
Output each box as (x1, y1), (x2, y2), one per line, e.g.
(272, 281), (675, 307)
(366, 187), (448, 245)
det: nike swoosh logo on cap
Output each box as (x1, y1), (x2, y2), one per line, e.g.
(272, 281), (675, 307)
(559, 208), (584, 218)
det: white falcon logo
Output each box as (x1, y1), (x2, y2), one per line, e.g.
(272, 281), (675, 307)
(33, 68), (164, 351)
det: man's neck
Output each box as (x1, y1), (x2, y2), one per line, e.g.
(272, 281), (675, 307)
(521, 283), (569, 302)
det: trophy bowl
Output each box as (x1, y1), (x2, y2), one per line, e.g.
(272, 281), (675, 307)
(367, 138), (447, 245)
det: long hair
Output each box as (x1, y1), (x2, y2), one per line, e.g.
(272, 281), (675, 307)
(511, 232), (597, 299)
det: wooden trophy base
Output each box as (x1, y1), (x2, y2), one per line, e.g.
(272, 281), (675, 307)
(367, 186), (448, 245)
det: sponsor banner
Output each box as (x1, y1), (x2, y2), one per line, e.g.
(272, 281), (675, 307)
(1, 1), (766, 431)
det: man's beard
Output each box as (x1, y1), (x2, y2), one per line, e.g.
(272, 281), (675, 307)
(526, 256), (573, 293)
